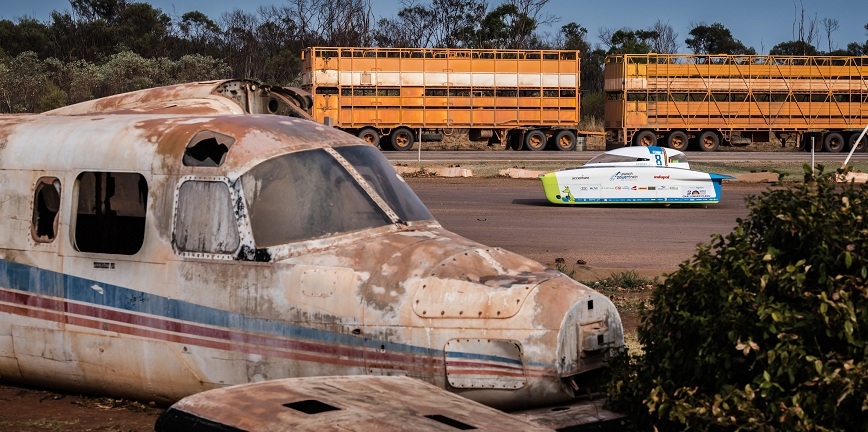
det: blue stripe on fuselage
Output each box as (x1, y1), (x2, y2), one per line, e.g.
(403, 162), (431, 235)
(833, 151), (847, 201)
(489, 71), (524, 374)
(0, 258), (547, 368)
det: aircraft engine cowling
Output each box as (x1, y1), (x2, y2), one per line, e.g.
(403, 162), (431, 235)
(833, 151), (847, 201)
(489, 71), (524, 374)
(369, 239), (625, 409)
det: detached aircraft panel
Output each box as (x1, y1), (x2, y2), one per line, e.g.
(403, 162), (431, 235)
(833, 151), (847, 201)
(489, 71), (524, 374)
(156, 376), (556, 432)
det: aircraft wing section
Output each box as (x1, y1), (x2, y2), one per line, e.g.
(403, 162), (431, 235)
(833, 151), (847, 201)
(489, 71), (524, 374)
(156, 375), (554, 431)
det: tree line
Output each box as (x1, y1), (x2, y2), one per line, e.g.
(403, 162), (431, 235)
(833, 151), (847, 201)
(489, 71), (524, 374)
(1, 0), (866, 114)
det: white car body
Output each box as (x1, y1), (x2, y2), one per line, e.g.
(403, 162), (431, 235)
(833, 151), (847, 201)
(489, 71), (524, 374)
(540, 146), (733, 204)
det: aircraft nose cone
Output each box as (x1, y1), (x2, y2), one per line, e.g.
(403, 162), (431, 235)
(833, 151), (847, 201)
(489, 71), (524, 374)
(552, 282), (624, 378)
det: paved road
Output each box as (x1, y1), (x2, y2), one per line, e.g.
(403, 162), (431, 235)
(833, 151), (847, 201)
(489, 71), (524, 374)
(387, 150), (868, 164)
(406, 177), (768, 276)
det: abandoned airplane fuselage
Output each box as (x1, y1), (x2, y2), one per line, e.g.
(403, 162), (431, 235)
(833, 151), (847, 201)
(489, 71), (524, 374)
(0, 112), (623, 410)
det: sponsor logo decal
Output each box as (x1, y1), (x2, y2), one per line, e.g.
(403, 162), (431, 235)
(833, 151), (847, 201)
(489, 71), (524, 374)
(683, 188), (711, 198)
(610, 171), (638, 181)
(571, 176), (590, 180)
(654, 175), (670, 180)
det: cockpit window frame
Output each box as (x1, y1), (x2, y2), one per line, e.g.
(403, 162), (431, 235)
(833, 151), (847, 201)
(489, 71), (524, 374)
(333, 146), (434, 224)
(172, 177), (241, 259)
(239, 148), (396, 248)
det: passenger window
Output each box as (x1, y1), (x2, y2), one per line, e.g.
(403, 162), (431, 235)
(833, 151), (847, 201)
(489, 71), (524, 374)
(73, 172), (147, 255)
(173, 181), (239, 254)
(32, 177), (61, 243)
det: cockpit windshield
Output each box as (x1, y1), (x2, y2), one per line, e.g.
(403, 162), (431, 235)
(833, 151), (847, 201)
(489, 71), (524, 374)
(240, 146), (435, 248)
(584, 149), (690, 168)
(334, 146), (433, 223)
(668, 153), (688, 164)
(585, 153), (649, 165)
(242, 148), (392, 247)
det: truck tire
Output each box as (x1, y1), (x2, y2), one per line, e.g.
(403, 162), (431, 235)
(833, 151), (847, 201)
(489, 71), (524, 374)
(801, 134), (822, 152)
(665, 131), (689, 151)
(507, 131), (523, 150)
(633, 130), (657, 147)
(390, 127), (415, 151)
(848, 132), (868, 152)
(823, 132), (845, 153)
(357, 127), (380, 148)
(697, 131), (720, 152)
(524, 130), (547, 151)
(552, 130), (577, 151)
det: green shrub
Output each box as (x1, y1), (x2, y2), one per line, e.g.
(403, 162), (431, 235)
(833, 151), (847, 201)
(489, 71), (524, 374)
(608, 166), (868, 431)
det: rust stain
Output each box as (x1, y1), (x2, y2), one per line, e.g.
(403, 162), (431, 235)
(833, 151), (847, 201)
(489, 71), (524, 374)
(159, 376), (555, 431)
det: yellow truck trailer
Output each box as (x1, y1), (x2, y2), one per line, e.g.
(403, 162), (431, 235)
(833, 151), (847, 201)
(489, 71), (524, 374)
(301, 46), (585, 151)
(604, 54), (868, 152)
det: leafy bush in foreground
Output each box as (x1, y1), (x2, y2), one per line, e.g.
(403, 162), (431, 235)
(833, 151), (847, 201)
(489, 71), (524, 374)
(608, 167), (868, 431)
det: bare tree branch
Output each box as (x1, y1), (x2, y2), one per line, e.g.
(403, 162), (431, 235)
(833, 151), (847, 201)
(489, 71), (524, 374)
(821, 17), (839, 52)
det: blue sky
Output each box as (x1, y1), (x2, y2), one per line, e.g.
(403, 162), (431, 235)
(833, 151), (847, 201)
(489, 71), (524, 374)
(3, 0), (867, 54)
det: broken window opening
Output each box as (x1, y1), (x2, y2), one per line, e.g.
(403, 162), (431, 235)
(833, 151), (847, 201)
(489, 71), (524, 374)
(73, 172), (148, 255)
(32, 177), (62, 243)
(173, 181), (240, 254)
(183, 130), (236, 167)
(284, 399), (341, 415)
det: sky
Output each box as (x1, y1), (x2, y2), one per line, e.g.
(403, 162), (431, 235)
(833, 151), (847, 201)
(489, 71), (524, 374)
(3, 0), (867, 54)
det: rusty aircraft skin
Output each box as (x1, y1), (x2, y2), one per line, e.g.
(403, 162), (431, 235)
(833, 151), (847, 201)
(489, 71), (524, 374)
(44, 79), (314, 120)
(0, 84), (623, 415)
(155, 375), (555, 431)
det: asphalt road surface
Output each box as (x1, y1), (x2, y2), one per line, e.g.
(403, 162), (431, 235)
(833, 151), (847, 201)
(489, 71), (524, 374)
(406, 177), (768, 277)
(386, 149), (868, 164)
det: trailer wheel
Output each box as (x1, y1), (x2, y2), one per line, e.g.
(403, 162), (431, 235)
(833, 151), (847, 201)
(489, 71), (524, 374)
(848, 132), (868, 152)
(390, 127), (415, 151)
(665, 131), (689, 151)
(552, 130), (577, 151)
(357, 127), (380, 148)
(801, 134), (822, 152)
(633, 130), (657, 147)
(823, 132), (845, 153)
(524, 130), (547, 151)
(507, 131), (523, 150)
(697, 131), (720, 152)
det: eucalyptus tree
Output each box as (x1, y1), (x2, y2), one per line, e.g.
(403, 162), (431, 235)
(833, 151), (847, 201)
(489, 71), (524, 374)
(373, 0), (486, 48)
(598, 28), (657, 55)
(175, 11), (223, 59)
(685, 22), (755, 55)
(769, 40), (818, 55)
(648, 19), (679, 54)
